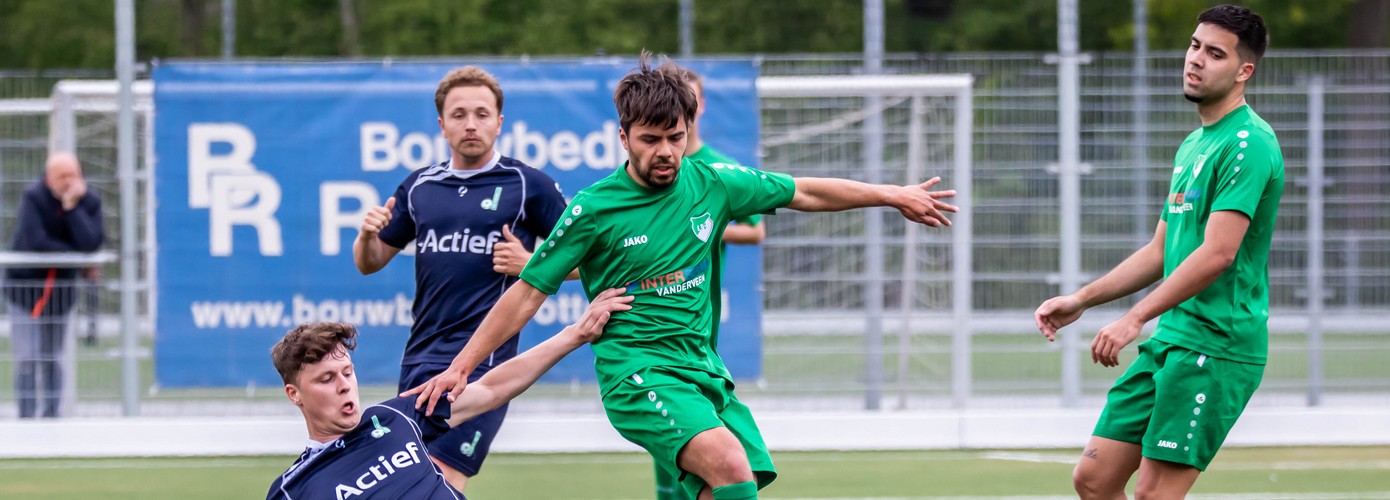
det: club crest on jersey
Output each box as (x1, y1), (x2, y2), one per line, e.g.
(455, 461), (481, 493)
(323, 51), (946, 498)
(480, 187), (503, 211)
(369, 415), (391, 438)
(690, 213), (714, 242)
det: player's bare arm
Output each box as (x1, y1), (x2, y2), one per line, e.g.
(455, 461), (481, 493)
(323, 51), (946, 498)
(402, 279), (550, 413)
(721, 221), (765, 245)
(491, 224), (580, 280)
(352, 196), (402, 274)
(446, 288), (632, 426)
(1090, 211), (1251, 367)
(1035, 220), (1168, 342)
(788, 176), (958, 227)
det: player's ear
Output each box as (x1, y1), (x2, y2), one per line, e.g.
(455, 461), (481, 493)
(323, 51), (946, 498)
(285, 384), (302, 406)
(618, 127), (629, 150)
(1237, 61), (1255, 83)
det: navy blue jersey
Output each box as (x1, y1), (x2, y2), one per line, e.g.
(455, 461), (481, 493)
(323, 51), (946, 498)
(266, 397), (462, 500)
(378, 154), (567, 366)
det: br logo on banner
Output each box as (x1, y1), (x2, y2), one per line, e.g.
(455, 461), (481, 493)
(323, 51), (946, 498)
(188, 123), (283, 256)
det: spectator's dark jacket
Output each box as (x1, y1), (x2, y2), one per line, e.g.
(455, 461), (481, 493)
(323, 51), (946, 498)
(4, 180), (104, 316)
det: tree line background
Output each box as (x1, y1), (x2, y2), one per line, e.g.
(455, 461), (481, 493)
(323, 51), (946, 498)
(0, 0), (1386, 69)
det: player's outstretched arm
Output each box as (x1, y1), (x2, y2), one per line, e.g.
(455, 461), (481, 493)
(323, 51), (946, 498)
(354, 197), (402, 274)
(446, 288), (632, 426)
(788, 176), (958, 228)
(1035, 219), (1167, 342)
(402, 279), (550, 414)
(1089, 211), (1249, 367)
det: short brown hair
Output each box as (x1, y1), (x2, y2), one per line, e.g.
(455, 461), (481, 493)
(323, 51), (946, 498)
(270, 322), (358, 385)
(613, 51), (697, 133)
(434, 66), (504, 116)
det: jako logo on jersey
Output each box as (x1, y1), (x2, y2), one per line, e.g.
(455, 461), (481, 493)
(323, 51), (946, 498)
(457, 186), (468, 197)
(623, 235), (649, 247)
(1157, 440), (1179, 449)
(417, 228), (501, 255)
(690, 213), (713, 242)
(479, 187), (503, 211)
(333, 441), (424, 499)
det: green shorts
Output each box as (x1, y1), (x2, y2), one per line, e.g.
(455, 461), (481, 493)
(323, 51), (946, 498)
(1094, 338), (1264, 470)
(602, 366), (776, 498)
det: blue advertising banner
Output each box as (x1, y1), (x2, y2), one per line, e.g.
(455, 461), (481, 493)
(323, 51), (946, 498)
(153, 60), (762, 387)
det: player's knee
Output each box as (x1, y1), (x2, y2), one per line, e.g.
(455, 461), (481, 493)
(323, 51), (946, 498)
(705, 448), (754, 486)
(1133, 480), (1183, 500)
(1072, 464), (1116, 500)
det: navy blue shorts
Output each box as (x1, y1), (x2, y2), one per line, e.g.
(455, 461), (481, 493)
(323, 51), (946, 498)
(398, 362), (509, 476)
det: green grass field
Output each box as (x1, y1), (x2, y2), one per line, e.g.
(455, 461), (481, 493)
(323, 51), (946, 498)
(2, 447), (1388, 499)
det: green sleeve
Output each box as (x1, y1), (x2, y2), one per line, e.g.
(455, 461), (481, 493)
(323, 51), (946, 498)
(731, 213), (762, 226)
(519, 196), (596, 296)
(1210, 135), (1277, 218)
(710, 163), (796, 220)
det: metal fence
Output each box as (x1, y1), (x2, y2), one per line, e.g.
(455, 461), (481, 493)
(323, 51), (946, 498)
(0, 50), (1386, 417)
(755, 50), (1390, 410)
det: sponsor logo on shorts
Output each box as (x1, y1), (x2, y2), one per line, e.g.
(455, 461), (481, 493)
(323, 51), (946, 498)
(460, 430), (483, 457)
(1157, 440), (1179, 449)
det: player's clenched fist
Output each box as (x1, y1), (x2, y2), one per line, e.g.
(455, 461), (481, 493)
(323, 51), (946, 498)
(492, 224), (530, 276)
(360, 196), (396, 238)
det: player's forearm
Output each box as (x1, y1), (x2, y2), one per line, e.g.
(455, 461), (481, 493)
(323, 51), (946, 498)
(1121, 243), (1233, 323)
(352, 235), (395, 274)
(787, 177), (895, 212)
(448, 327), (583, 424)
(1075, 242), (1165, 308)
(448, 281), (548, 374)
(721, 223), (765, 245)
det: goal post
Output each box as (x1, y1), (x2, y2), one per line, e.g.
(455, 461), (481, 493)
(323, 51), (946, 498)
(756, 74), (974, 407)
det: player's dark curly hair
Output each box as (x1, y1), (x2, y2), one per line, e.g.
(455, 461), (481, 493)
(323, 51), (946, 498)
(1198, 5), (1269, 65)
(270, 322), (358, 385)
(613, 50), (697, 133)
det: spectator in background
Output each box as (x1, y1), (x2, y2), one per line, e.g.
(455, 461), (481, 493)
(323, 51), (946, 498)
(5, 152), (104, 418)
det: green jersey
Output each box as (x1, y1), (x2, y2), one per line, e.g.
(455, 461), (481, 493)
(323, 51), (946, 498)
(686, 145), (763, 353)
(1154, 105), (1284, 365)
(520, 158), (796, 393)
(687, 145), (762, 227)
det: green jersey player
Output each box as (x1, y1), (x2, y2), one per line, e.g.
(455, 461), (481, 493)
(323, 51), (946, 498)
(407, 53), (958, 500)
(1034, 5), (1283, 499)
(641, 64), (767, 500)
